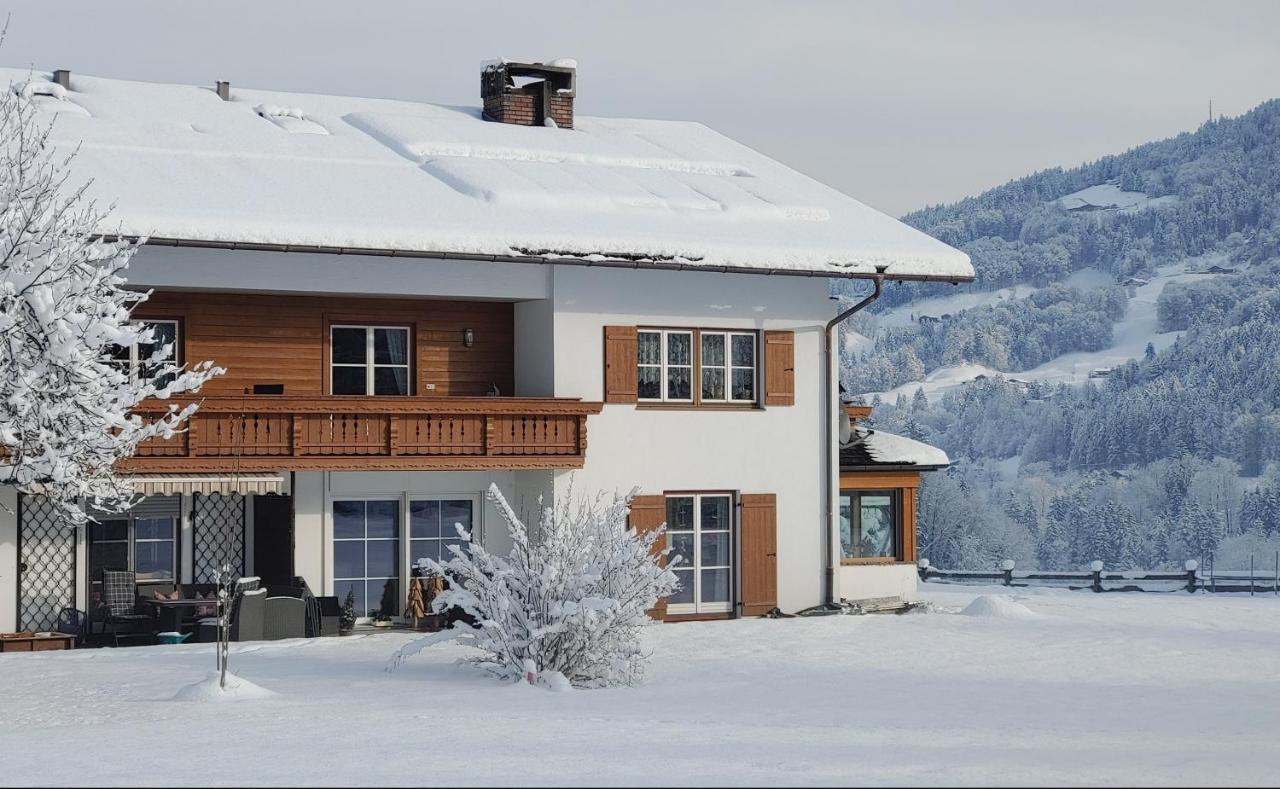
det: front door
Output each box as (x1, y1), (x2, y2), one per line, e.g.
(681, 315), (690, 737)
(253, 495), (294, 586)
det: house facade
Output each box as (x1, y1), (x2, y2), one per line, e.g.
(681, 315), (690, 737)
(0, 61), (971, 633)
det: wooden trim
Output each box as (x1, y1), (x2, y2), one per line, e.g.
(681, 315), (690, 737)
(636, 403), (761, 412)
(628, 495), (668, 620)
(739, 493), (778, 616)
(124, 396), (602, 473)
(839, 470), (921, 489)
(762, 330), (795, 406)
(603, 326), (638, 404)
(662, 612), (732, 623)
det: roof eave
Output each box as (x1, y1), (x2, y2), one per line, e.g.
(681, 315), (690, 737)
(130, 236), (975, 284)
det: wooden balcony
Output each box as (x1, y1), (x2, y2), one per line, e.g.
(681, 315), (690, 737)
(121, 397), (603, 472)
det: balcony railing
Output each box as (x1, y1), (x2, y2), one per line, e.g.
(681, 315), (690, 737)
(122, 397), (603, 472)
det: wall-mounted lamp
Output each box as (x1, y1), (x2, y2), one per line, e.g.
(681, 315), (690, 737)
(463, 328), (475, 348)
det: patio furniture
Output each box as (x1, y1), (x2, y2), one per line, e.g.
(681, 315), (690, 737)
(146, 598), (220, 634)
(55, 608), (87, 647)
(263, 593), (307, 640)
(0, 632), (75, 652)
(96, 569), (155, 647)
(157, 631), (192, 645)
(197, 587), (266, 643)
(316, 596), (342, 637)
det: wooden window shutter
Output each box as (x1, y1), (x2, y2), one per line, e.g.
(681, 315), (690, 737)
(739, 493), (778, 616)
(604, 326), (638, 404)
(628, 494), (668, 620)
(763, 330), (795, 406)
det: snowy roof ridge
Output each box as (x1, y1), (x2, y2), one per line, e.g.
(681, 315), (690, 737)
(3, 68), (973, 281)
(841, 424), (950, 469)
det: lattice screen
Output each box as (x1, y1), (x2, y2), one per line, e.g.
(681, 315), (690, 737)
(193, 493), (245, 583)
(18, 496), (77, 632)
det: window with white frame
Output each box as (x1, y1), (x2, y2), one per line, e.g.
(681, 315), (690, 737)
(330, 325), (411, 396)
(638, 329), (757, 405)
(410, 498), (475, 566)
(665, 493), (734, 614)
(108, 319), (180, 387)
(332, 499), (401, 619)
(699, 331), (757, 402)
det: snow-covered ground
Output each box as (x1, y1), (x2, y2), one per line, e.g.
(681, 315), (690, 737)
(1056, 183), (1179, 214)
(3, 586), (1278, 787)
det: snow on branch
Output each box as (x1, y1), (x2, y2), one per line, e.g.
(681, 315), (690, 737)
(0, 76), (222, 521)
(393, 483), (678, 689)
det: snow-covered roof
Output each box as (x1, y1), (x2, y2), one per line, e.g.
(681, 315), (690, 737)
(3, 69), (973, 281)
(841, 424), (949, 470)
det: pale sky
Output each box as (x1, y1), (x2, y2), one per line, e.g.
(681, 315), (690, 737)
(4, 0), (1278, 216)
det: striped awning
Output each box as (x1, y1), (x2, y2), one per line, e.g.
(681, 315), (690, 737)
(125, 473), (285, 496)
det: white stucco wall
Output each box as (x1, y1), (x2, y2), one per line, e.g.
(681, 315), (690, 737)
(0, 486), (17, 632)
(839, 564), (920, 602)
(545, 265), (832, 613)
(291, 469), (550, 598)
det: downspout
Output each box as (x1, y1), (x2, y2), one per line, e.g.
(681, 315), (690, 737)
(822, 276), (883, 606)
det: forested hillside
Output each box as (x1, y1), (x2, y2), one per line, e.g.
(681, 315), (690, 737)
(840, 99), (1280, 572)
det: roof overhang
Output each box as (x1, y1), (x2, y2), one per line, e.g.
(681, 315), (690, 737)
(125, 473), (285, 496)
(135, 236), (976, 284)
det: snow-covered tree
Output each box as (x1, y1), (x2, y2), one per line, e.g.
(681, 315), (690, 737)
(0, 74), (220, 520)
(403, 483), (677, 688)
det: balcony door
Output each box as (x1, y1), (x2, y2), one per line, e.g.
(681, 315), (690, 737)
(665, 494), (734, 615)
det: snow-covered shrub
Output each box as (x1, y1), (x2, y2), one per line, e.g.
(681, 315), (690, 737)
(416, 483), (677, 688)
(0, 74), (221, 520)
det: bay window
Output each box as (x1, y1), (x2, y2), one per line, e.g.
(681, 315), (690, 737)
(839, 490), (900, 561)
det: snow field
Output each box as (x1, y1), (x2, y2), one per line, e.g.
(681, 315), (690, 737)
(2, 586), (1278, 786)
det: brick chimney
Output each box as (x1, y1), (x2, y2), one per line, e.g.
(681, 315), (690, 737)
(481, 59), (576, 129)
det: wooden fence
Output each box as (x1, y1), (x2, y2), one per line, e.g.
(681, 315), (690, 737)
(918, 554), (1280, 595)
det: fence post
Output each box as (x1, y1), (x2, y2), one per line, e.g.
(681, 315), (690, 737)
(1251, 555), (1255, 597)
(1184, 559), (1199, 594)
(916, 558), (930, 582)
(1000, 559), (1015, 587)
(1090, 560), (1103, 593)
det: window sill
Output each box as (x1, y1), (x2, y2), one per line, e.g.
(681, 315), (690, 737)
(840, 558), (908, 566)
(636, 403), (762, 412)
(663, 612), (734, 623)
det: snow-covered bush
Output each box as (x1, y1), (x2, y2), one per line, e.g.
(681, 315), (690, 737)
(415, 483), (677, 688)
(0, 73), (221, 520)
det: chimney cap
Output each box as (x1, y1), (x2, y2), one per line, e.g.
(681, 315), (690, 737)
(482, 59), (576, 98)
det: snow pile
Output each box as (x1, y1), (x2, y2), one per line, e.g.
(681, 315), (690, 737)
(12, 80), (66, 100)
(170, 671), (277, 702)
(0, 66), (973, 280)
(847, 424), (949, 467)
(959, 595), (1040, 620)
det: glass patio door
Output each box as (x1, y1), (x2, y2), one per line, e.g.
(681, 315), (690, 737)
(665, 494), (734, 614)
(333, 499), (401, 620)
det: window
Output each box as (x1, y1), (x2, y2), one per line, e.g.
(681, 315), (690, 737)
(410, 498), (474, 567)
(330, 325), (410, 396)
(839, 490), (899, 561)
(700, 331), (756, 402)
(665, 494), (734, 614)
(88, 514), (178, 586)
(109, 319), (179, 387)
(333, 500), (401, 619)
(638, 329), (757, 405)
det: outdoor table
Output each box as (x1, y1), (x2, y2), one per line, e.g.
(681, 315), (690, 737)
(145, 598), (219, 633)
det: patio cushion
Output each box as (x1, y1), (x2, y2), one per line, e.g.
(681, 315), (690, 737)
(102, 570), (137, 617)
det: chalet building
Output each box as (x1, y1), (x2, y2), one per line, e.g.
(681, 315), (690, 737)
(0, 61), (971, 633)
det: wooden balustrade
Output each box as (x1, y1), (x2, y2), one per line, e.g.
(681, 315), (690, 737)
(123, 397), (602, 472)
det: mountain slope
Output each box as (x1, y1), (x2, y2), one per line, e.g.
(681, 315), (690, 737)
(841, 99), (1280, 572)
